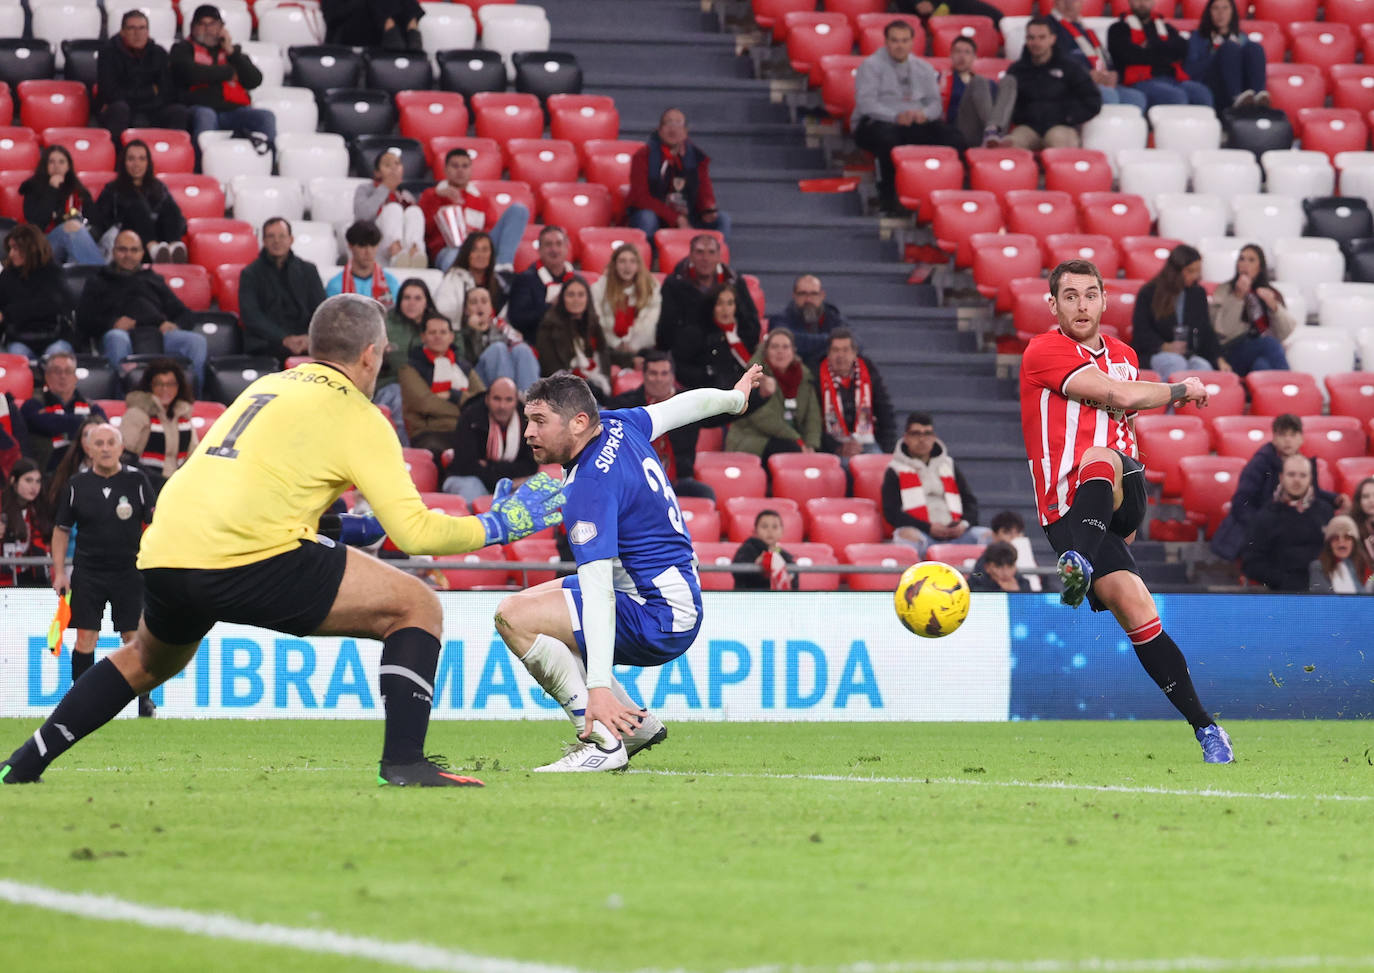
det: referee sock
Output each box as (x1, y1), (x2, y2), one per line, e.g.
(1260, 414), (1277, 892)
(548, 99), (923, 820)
(378, 628), (441, 765)
(1065, 461), (1116, 563)
(1128, 618), (1213, 731)
(5, 658), (136, 780)
(71, 649), (94, 683)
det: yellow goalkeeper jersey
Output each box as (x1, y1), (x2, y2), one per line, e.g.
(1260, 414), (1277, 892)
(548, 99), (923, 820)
(138, 362), (485, 570)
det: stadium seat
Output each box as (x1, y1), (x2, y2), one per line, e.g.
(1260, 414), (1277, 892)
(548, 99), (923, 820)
(928, 15), (999, 57)
(506, 138), (579, 186)
(276, 132), (349, 184)
(257, 4), (327, 47)
(39, 126), (112, 172)
(1154, 193), (1228, 247)
(1189, 149), (1262, 214)
(0, 41), (54, 90)
(1135, 414), (1210, 497)
(1304, 196), (1374, 252)
(1335, 457), (1374, 496)
(696, 452), (767, 512)
(94, 398), (127, 425)
(1147, 105), (1221, 154)
(17, 80), (87, 131)
(1297, 110), (1369, 163)
(152, 263), (213, 312)
(32, 3), (101, 70)
(1285, 330), (1358, 390)
(418, 2), (477, 51)
(841, 542), (918, 592)
(1331, 66), (1374, 117)
(1180, 455), (1246, 538)
(1349, 238), (1374, 284)
(433, 548), (512, 590)
(1116, 149), (1188, 218)
(918, 543), (983, 571)
(321, 89), (395, 139)
(479, 4), (553, 68)
(1210, 414), (1272, 457)
(1264, 64), (1326, 121)
(397, 91), (470, 142)
(1230, 194), (1304, 254)
(211, 263), (245, 313)
(0, 352), (33, 400)
(655, 229), (728, 273)
(1272, 237), (1345, 309)
(238, 41), (286, 89)
(288, 220), (339, 271)
(248, 86), (318, 135)
(825, 0), (889, 31)
(724, 496), (802, 544)
(1252, 0), (1317, 21)
(536, 182), (612, 236)
(1238, 19), (1287, 63)
(971, 233), (1041, 312)
(471, 92), (544, 146)
(287, 45), (362, 96)
(306, 176), (369, 229)
(693, 541), (738, 591)
(782, 12), (854, 87)
(787, 542), (841, 592)
(200, 137), (272, 184)
(1223, 107), (1294, 157)
(1172, 368), (1245, 418)
(1040, 148), (1113, 195)
(1080, 103), (1149, 164)
(1326, 372), (1374, 425)
(186, 218), (258, 270)
(1100, 277), (1142, 343)
(803, 497), (883, 547)
(1003, 190), (1078, 252)
(1323, 0), (1374, 27)
(365, 50), (435, 97)
(1288, 22), (1357, 67)
(186, 311), (242, 359)
(436, 49), (507, 99)
(1337, 151), (1374, 203)
(1076, 192), (1153, 243)
(426, 136), (504, 181)
(0, 85), (12, 127)
(576, 227), (650, 275)
(767, 453), (846, 507)
(503, 536), (560, 587)
(0, 170), (26, 221)
(966, 147), (1038, 198)
(581, 138), (640, 199)
(818, 54), (863, 125)
(122, 128), (195, 174)
(1118, 236), (1181, 281)
(855, 13), (925, 56)
(1315, 281), (1374, 335)
(230, 175), (306, 229)
(417, 492), (470, 520)
(350, 135), (427, 182)
(469, 179), (536, 223)
(512, 51), (582, 100)
(891, 145), (963, 220)
(678, 496), (721, 543)
(206, 355), (278, 406)
(928, 190), (1003, 268)
(1299, 415), (1367, 464)
(73, 355), (118, 400)
(402, 448), (439, 492)
(1246, 369), (1324, 417)
(187, 399), (227, 434)
(1045, 234), (1120, 278)
(848, 452), (889, 511)
(547, 95), (619, 161)
(1012, 276), (1056, 342)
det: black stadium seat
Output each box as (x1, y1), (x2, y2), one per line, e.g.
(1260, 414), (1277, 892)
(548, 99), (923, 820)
(349, 134), (427, 181)
(436, 49), (506, 99)
(363, 49), (435, 96)
(74, 355), (119, 400)
(288, 45), (363, 97)
(321, 88), (396, 138)
(186, 311), (244, 359)
(120, 352), (193, 394)
(0, 39), (55, 87)
(513, 51), (583, 100)
(59, 264), (100, 309)
(1346, 238), (1374, 284)
(206, 355), (280, 406)
(60, 40), (102, 92)
(1304, 197), (1374, 253)
(1223, 107), (1293, 158)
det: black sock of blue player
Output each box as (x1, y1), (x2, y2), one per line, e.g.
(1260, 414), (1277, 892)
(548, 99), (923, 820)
(378, 628), (441, 764)
(7, 657), (136, 778)
(1132, 629), (1212, 731)
(1065, 476), (1114, 562)
(71, 649), (94, 682)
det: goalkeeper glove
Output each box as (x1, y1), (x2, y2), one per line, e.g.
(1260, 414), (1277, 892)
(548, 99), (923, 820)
(476, 472), (567, 546)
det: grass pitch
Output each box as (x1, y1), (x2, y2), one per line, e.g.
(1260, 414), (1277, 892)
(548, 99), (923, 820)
(1, 719), (1371, 973)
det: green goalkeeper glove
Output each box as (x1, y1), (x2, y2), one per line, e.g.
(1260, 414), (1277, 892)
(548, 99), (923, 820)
(476, 473), (567, 546)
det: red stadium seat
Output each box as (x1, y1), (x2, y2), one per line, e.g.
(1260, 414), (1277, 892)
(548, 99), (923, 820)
(1044, 234), (1120, 278)
(506, 137), (579, 185)
(1003, 189), (1079, 252)
(1252, 0), (1318, 22)
(1326, 372), (1374, 425)
(1180, 455), (1246, 539)
(469, 179), (536, 223)
(151, 263), (213, 312)
(697, 426), (724, 453)
(1078, 192), (1153, 244)
(576, 227), (650, 275)
(848, 452), (889, 510)
(768, 452), (846, 506)
(1288, 22), (1357, 67)
(512, 222), (544, 272)
(122, 128), (196, 174)
(433, 548), (511, 590)
(782, 12), (854, 87)
(803, 497), (883, 547)
(40, 127), (113, 171)
(95, 399), (127, 423)
(1171, 368), (1245, 418)
(679, 496), (722, 542)
(724, 496), (802, 543)
(1012, 277), (1056, 342)
(1210, 414), (1272, 458)
(891, 145), (963, 220)
(693, 541), (738, 591)
(972, 57), (1011, 82)
(1334, 457), (1374, 496)
(537, 181), (613, 236)
(1265, 64), (1326, 122)
(470, 93), (543, 148)
(397, 91), (469, 142)
(928, 189), (1003, 268)
(1041, 148), (1113, 195)
(418, 492), (470, 517)
(1324, 0), (1374, 27)
(1330, 65), (1374, 116)
(161, 173), (226, 220)
(788, 542), (841, 591)
(1295, 109), (1369, 162)
(1238, 20), (1287, 64)
(1120, 236), (1182, 281)
(928, 16), (999, 57)
(856, 14), (925, 57)
(504, 537), (561, 587)
(1135, 414), (1210, 497)
(79, 170), (117, 200)
(402, 448), (439, 492)
(0, 352), (33, 401)
(425, 136), (504, 181)
(696, 452), (767, 512)
(924, 542), (986, 570)
(0, 125), (40, 173)
(819, 54), (863, 124)
(1364, 23), (1374, 64)
(188, 400), (226, 432)
(825, 0), (888, 31)
(1246, 370), (1323, 417)
(841, 542), (919, 591)
(16, 80), (88, 130)
(1299, 415), (1367, 464)
(971, 232), (1042, 312)
(211, 263), (244, 313)
(185, 218), (258, 270)
(610, 367), (642, 396)
(743, 274), (766, 318)
(0, 170), (26, 220)
(581, 138), (640, 194)
(547, 95), (619, 163)
(0, 83), (11, 127)
(1101, 277), (1142, 344)
(966, 147), (1038, 198)
(753, 0), (817, 41)
(654, 228), (728, 273)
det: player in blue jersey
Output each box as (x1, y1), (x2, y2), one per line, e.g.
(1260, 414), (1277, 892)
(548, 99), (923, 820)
(496, 365), (762, 772)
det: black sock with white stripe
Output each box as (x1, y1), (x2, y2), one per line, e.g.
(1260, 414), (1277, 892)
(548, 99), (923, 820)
(5, 658), (136, 780)
(378, 628), (441, 764)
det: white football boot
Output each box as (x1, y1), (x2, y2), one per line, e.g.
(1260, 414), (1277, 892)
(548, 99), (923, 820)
(624, 712), (667, 760)
(533, 725), (628, 773)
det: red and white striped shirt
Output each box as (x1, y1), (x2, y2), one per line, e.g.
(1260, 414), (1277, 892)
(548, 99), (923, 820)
(1020, 329), (1140, 526)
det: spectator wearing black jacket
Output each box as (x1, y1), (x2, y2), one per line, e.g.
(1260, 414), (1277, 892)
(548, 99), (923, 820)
(814, 329), (896, 466)
(440, 378), (538, 502)
(1004, 18), (1103, 151)
(1107, 0), (1213, 109)
(1, 392), (31, 477)
(77, 230), (207, 389)
(770, 274), (847, 369)
(238, 218), (327, 362)
(18, 351), (106, 472)
(967, 541), (1033, 592)
(506, 226), (574, 343)
(1132, 244), (1220, 377)
(94, 10), (189, 135)
(90, 140), (188, 264)
(322, 0), (424, 51)
(0, 225), (74, 359)
(170, 5), (275, 152)
(608, 349), (719, 501)
(657, 234), (760, 389)
(20, 147), (103, 266)
(1242, 454), (1335, 592)
(732, 508), (796, 591)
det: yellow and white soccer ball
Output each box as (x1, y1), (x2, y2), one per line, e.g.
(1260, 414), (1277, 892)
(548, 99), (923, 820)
(893, 561), (971, 638)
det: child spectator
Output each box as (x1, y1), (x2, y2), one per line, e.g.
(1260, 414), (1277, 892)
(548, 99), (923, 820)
(1308, 515), (1373, 594)
(326, 221), (399, 306)
(1, 458), (53, 587)
(589, 244), (661, 369)
(536, 277), (611, 398)
(967, 540), (1032, 592)
(733, 508), (796, 590)
(355, 149), (427, 270)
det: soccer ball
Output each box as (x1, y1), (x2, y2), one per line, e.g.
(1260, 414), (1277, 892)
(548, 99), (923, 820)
(893, 562), (971, 638)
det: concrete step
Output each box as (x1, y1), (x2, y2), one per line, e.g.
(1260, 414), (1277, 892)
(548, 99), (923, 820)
(729, 228), (891, 265)
(545, 0), (708, 34)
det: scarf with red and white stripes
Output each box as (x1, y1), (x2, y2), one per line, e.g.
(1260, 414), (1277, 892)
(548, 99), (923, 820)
(889, 445), (963, 525)
(485, 410), (522, 463)
(1122, 15), (1186, 84)
(819, 356), (875, 445)
(340, 261), (392, 306)
(423, 347), (468, 396)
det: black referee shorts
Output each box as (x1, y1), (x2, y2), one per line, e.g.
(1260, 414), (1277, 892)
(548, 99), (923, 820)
(141, 538), (348, 646)
(1043, 450), (1147, 613)
(69, 564), (144, 633)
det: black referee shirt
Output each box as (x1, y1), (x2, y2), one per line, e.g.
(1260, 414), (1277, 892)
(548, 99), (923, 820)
(55, 466), (154, 570)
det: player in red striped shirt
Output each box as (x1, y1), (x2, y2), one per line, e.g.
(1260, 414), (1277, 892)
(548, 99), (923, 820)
(1020, 259), (1234, 763)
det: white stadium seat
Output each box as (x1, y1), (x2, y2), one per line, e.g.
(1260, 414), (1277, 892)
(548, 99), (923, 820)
(307, 176), (370, 230)
(1117, 149), (1188, 217)
(1284, 329), (1358, 393)
(1197, 236), (1245, 284)
(257, 3), (326, 48)
(1335, 152), (1374, 213)
(1001, 16), (1029, 61)
(1270, 281), (1309, 326)
(403, 268), (445, 294)
(1155, 192), (1228, 245)
(1230, 193), (1304, 255)
(1272, 237), (1346, 310)
(1261, 150), (1335, 200)
(1147, 105), (1221, 154)
(1356, 325), (1374, 372)
(212, 0), (253, 45)
(201, 137), (272, 185)
(239, 41), (287, 90)
(249, 86), (318, 135)
(1315, 283), (1374, 336)
(276, 132), (349, 182)
(418, 2), (477, 52)
(1189, 149), (1262, 217)
(230, 174), (306, 229)
(288, 220), (339, 270)
(1081, 104), (1149, 168)
(478, 4), (550, 75)
(0, 4), (23, 37)
(31, 2), (102, 68)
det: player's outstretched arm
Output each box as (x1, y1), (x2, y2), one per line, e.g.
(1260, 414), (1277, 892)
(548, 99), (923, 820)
(475, 473), (567, 546)
(1065, 369), (1209, 412)
(645, 364), (765, 439)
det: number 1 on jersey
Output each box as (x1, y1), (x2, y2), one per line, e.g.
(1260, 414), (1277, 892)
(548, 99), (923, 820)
(205, 393), (277, 460)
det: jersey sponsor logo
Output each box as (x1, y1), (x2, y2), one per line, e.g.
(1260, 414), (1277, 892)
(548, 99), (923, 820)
(569, 520), (597, 545)
(593, 419), (626, 474)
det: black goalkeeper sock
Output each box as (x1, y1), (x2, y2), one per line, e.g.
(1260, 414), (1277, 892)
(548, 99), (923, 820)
(1065, 476), (1115, 563)
(1128, 619), (1213, 731)
(71, 649), (94, 682)
(378, 628), (441, 764)
(6, 658), (136, 779)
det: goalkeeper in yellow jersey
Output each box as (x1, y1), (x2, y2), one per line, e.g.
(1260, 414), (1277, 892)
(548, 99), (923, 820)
(2, 294), (566, 788)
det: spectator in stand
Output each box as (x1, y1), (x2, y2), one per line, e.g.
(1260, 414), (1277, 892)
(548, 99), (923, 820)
(90, 140), (188, 264)
(732, 508), (796, 591)
(882, 411), (994, 557)
(1185, 0), (1268, 111)
(1, 391), (30, 476)
(323, 0), (424, 50)
(95, 10), (189, 135)
(20, 147), (103, 267)
(1132, 244), (1220, 378)
(726, 328), (821, 459)
(628, 108), (730, 241)
(658, 235), (760, 387)
(608, 349), (718, 501)
(239, 217), (327, 363)
(434, 231), (510, 324)
(326, 221), (398, 307)
(970, 509), (1043, 590)
(1003, 18), (1103, 151)
(398, 313), (484, 461)
(967, 540), (1033, 592)
(893, 0), (1004, 29)
(1, 458), (52, 587)
(771, 274), (847, 369)
(1351, 477), (1374, 566)
(1242, 453), (1334, 592)
(77, 229), (208, 389)
(120, 357), (198, 494)
(440, 377), (537, 501)
(0, 225), (75, 359)
(171, 5), (276, 153)
(507, 226), (575, 344)
(589, 243), (661, 370)
(1107, 0), (1213, 109)
(1049, 0), (1147, 112)
(1209, 244), (1292, 376)
(536, 277), (611, 399)
(945, 36), (1013, 149)
(355, 149), (426, 270)
(375, 278), (438, 442)
(1308, 515), (1373, 594)
(1211, 413), (1348, 562)
(419, 148), (528, 273)
(19, 352), (105, 472)
(852, 20), (967, 216)
(816, 328), (896, 465)
(456, 286), (539, 393)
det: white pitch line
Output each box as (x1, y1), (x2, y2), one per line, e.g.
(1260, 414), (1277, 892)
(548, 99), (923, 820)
(722, 957), (1374, 973)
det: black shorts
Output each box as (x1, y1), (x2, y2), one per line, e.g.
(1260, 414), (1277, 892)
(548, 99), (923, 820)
(69, 564), (144, 632)
(1043, 450), (1147, 613)
(141, 538), (348, 646)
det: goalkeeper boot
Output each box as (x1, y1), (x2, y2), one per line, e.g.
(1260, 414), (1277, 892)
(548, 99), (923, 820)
(624, 712), (667, 761)
(1, 738), (44, 784)
(1196, 724), (1234, 764)
(1057, 550), (1093, 609)
(378, 754), (484, 787)
(533, 734), (628, 773)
